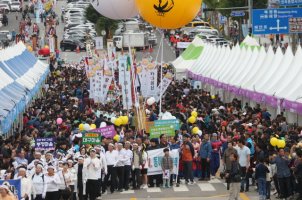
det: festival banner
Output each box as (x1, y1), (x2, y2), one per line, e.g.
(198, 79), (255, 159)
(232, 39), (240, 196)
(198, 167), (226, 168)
(145, 121), (155, 133)
(119, 56), (133, 109)
(91, 125), (116, 138)
(102, 73), (113, 103)
(94, 36), (104, 50)
(154, 119), (180, 130)
(82, 132), (101, 145)
(35, 137), (55, 150)
(149, 125), (175, 139)
(91, 70), (103, 103)
(0, 179), (22, 199)
(155, 72), (173, 102)
(146, 68), (158, 97)
(147, 148), (179, 176)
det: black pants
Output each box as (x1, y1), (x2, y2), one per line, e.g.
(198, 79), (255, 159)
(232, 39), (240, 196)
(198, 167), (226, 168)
(297, 178), (302, 197)
(124, 165), (131, 190)
(45, 191), (59, 200)
(132, 168), (141, 189)
(266, 181), (271, 199)
(77, 182), (84, 200)
(86, 179), (99, 200)
(273, 174), (280, 196)
(278, 177), (292, 198)
(148, 175), (161, 187)
(201, 158), (210, 179)
(97, 178), (102, 197)
(183, 161), (194, 182)
(116, 166), (124, 190)
(240, 166), (249, 191)
(104, 165), (117, 193)
(32, 194), (43, 200)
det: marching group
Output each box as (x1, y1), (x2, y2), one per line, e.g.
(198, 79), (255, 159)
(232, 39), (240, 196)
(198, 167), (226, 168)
(0, 61), (301, 200)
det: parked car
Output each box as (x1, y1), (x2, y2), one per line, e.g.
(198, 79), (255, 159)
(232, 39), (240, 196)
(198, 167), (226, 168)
(0, 30), (12, 40)
(0, 4), (10, 13)
(60, 39), (85, 51)
(10, 1), (21, 11)
(0, 33), (10, 47)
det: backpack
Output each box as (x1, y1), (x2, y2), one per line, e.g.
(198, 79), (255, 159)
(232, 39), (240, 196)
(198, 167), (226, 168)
(32, 174), (44, 182)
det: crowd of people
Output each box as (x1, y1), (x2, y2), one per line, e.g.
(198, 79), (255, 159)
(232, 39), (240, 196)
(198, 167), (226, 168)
(0, 51), (302, 200)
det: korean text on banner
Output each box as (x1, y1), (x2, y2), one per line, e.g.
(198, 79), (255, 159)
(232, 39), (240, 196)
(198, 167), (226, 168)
(91, 125), (116, 138)
(146, 68), (158, 97)
(147, 148), (179, 175)
(150, 125), (175, 139)
(120, 56), (133, 109)
(82, 132), (101, 145)
(145, 121), (155, 133)
(154, 119), (180, 130)
(155, 72), (173, 102)
(35, 137), (55, 150)
(0, 179), (21, 199)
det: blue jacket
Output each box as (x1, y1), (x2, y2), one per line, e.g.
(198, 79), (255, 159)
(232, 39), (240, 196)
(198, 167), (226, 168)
(271, 156), (291, 178)
(199, 140), (212, 159)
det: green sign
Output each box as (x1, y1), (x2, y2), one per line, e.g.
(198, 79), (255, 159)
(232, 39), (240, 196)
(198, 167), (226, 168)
(154, 119), (180, 130)
(150, 126), (175, 139)
(82, 132), (101, 145)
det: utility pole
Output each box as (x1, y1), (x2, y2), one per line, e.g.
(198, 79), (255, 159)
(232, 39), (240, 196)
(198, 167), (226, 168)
(248, 0), (253, 35)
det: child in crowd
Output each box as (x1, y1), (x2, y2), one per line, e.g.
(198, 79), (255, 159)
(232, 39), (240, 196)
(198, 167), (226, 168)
(161, 148), (173, 188)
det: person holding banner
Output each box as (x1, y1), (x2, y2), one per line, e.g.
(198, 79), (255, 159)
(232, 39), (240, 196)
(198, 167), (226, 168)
(161, 148), (173, 188)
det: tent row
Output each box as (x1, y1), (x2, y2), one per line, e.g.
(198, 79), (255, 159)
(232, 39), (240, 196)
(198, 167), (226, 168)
(0, 42), (49, 134)
(173, 36), (302, 123)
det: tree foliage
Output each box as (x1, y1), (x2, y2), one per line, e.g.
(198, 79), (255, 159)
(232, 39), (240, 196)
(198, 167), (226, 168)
(85, 5), (119, 39)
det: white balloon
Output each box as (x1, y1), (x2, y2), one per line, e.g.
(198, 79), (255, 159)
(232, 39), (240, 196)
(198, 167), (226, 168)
(111, 117), (117, 123)
(100, 122), (107, 128)
(84, 124), (91, 131)
(147, 97), (156, 106)
(91, 0), (138, 20)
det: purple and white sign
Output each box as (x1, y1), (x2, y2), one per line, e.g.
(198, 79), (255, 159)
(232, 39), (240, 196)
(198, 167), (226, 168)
(91, 125), (116, 138)
(35, 138), (55, 150)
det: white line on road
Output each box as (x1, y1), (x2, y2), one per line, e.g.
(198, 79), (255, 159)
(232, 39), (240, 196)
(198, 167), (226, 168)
(198, 183), (216, 191)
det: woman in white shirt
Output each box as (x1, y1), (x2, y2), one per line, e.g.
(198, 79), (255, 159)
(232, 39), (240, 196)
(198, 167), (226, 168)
(18, 166), (32, 200)
(45, 165), (61, 200)
(58, 162), (74, 200)
(31, 163), (47, 200)
(67, 159), (77, 200)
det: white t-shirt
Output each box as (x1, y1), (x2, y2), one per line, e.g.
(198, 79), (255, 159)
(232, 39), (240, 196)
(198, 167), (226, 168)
(235, 145), (250, 167)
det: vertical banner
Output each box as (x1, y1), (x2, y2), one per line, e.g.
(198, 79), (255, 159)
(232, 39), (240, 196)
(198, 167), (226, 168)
(102, 72), (113, 102)
(155, 72), (173, 102)
(94, 36), (104, 50)
(119, 56), (133, 109)
(146, 67), (158, 97)
(48, 36), (55, 53)
(118, 56), (127, 85)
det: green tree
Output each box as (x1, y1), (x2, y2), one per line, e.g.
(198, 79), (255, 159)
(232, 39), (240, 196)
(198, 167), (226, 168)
(85, 5), (119, 39)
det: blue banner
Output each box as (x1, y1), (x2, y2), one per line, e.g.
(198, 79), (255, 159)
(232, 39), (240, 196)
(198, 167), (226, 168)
(0, 179), (21, 199)
(35, 137), (55, 150)
(280, 0), (302, 6)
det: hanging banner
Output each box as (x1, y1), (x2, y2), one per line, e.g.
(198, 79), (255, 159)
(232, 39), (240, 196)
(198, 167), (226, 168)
(118, 56), (127, 85)
(0, 179), (21, 200)
(102, 72), (113, 103)
(35, 137), (55, 150)
(137, 60), (149, 97)
(92, 70), (103, 103)
(94, 36), (104, 50)
(48, 36), (55, 53)
(119, 56), (133, 109)
(147, 148), (179, 176)
(155, 72), (173, 102)
(146, 68), (158, 97)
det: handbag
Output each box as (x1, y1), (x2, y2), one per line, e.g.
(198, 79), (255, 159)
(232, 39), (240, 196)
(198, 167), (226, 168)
(61, 171), (72, 199)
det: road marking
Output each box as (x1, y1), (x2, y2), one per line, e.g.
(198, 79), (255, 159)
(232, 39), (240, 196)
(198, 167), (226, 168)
(121, 190), (135, 194)
(198, 183), (216, 191)
(240, 193), (250, 200)
(146, 187), (161, 193)
(208, 178), (222, 183)
(173, 185), (189, 192)
(223, 183), (228, 187)
(130, 198), (137, 200)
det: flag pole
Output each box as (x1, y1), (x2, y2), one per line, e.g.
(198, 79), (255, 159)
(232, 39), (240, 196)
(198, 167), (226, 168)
(159, 32), (164, 114)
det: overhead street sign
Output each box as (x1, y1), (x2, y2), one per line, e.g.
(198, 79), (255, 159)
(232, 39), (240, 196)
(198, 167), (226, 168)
(231, 11), (245, 17)
(280, 0), (302, 6)
(252, 8), (302, 34)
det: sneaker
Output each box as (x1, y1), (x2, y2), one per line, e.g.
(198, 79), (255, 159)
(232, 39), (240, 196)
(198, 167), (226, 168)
(176, 183), (180, 187)
(210, 176), (215, 179)
(142, 184), (148, 189)
(188, 182), (194, 185)
(96, 197), (102, 200)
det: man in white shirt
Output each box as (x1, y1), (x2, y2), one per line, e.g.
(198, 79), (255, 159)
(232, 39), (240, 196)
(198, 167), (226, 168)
(84, 148), (102, 200)
(123, 141), (133, 190)
(18, 166), (32, 200)
(115, 143), (128, 192)
(235, 139), (251, 193)
(104, 143), (118, 194)
(95, 146), (107, 200)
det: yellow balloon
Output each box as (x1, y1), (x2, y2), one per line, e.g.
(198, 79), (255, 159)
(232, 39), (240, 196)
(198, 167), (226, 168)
(192, 127), (199, 134)
(188, 116), (196, 124)
(114, 118), (123, 126)
(191, 111), (198, 118)
(79, 124), (84, 131)
(135, 0), (202, 29)
(27, 46), (33, 52)
(90, 124), (96, 129)
(277, 140), (286, 148)
(113, 134), (120, 142)
(120, 116), (129, 125)
(270, 137), (278, 147)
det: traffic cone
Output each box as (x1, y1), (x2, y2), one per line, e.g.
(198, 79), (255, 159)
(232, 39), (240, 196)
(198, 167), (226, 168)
(76, 46), (80, 53)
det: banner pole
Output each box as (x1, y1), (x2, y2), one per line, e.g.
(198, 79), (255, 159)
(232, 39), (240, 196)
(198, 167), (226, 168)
(159, 32), (164, 114)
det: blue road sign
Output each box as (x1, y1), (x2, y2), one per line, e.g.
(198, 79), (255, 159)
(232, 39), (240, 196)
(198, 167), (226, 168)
(219, 15), (227, 24)
(231, 11), (245, 17)
(252, 8), (302, 34)
(280, 0), (302, 6)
